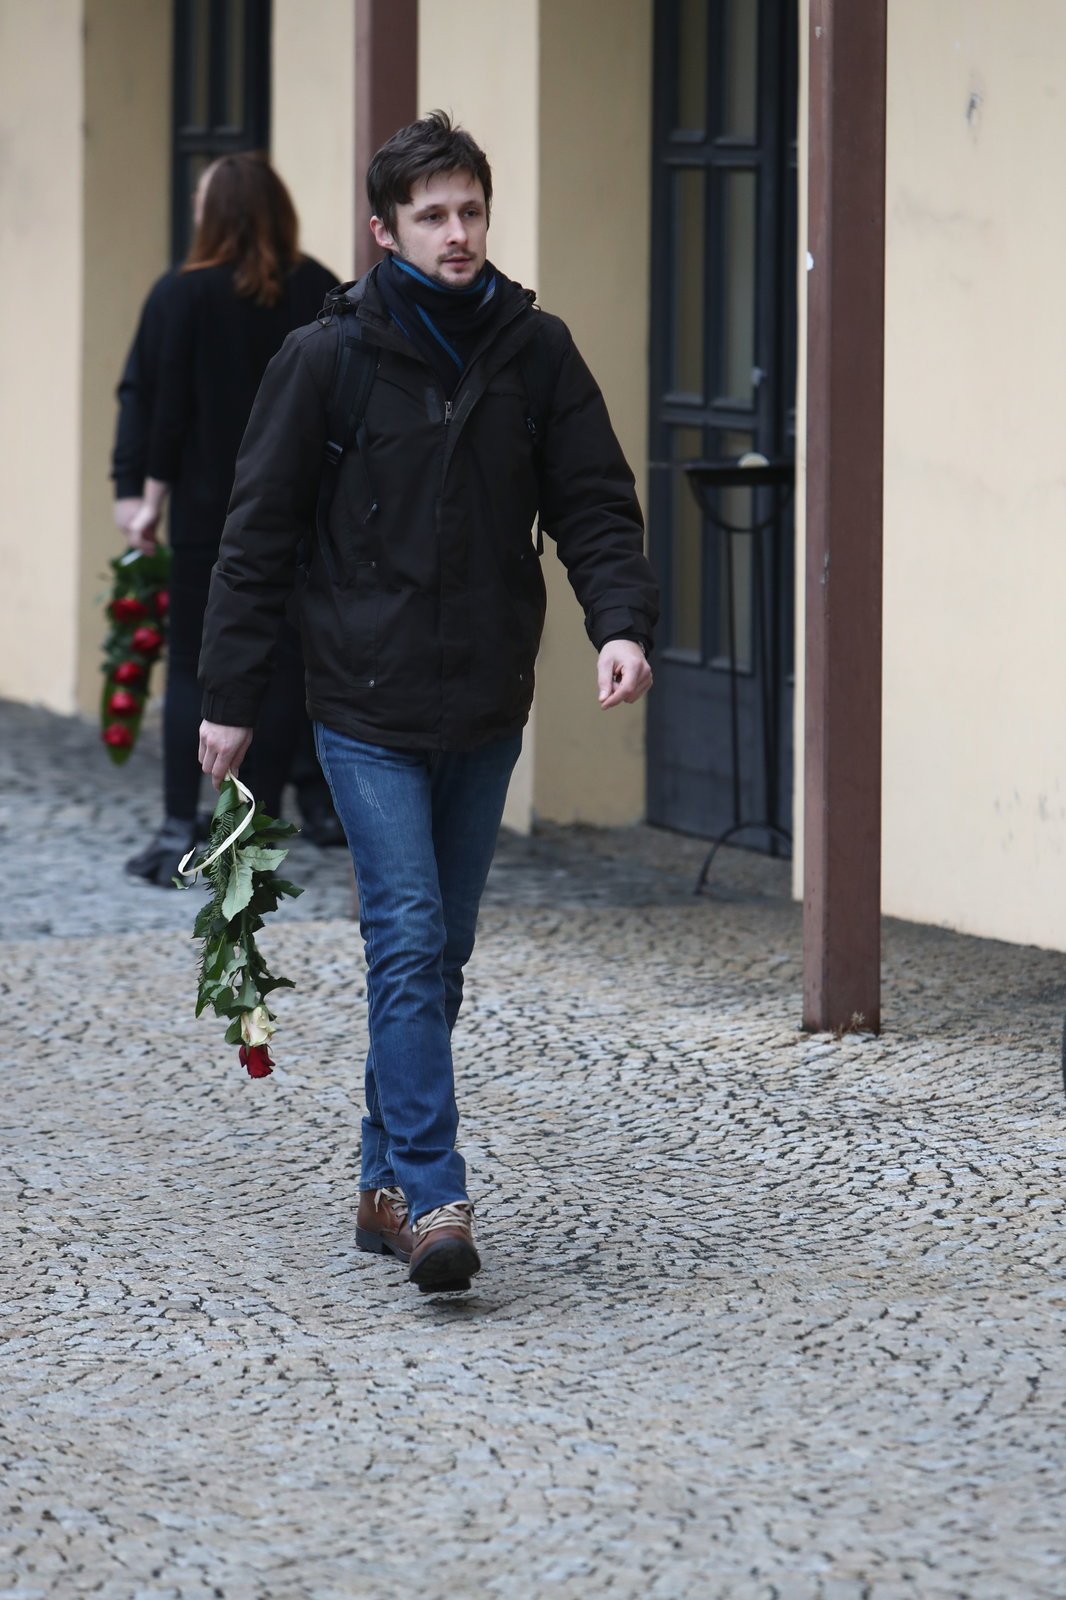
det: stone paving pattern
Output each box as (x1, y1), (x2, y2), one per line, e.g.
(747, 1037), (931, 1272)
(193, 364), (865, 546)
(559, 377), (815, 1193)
(3, 699), (1066, 1599)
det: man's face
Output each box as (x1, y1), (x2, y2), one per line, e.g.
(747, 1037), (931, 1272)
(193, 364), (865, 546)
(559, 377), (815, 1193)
(371, 171), (488, 288)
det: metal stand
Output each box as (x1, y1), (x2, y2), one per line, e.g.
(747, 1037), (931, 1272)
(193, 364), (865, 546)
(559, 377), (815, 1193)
(682, 458), (795, 894)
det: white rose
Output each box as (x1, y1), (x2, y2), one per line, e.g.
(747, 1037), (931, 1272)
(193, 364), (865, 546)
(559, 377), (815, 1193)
(240, 1005), (276, 1047)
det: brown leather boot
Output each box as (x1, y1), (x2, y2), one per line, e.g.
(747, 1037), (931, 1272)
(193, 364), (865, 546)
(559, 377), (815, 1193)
(356, 1186), (414, 1262)
(408, 1201), (480, 1293)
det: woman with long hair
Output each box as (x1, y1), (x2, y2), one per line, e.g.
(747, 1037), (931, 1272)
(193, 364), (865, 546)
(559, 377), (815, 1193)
(118, 152), (338, 884)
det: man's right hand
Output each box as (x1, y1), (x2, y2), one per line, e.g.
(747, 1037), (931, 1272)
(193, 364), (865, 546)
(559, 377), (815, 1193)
(198, 720), (253, 790)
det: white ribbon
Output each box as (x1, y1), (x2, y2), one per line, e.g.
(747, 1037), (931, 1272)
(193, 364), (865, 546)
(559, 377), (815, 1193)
(177, 772), (257, 878)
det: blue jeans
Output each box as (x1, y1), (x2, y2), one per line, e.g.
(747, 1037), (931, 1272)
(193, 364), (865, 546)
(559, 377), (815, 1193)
(313, 724), (522, 1224)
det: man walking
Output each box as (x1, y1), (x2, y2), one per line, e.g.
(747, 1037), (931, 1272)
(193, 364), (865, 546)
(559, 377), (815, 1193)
(197, 112), (659, 1294)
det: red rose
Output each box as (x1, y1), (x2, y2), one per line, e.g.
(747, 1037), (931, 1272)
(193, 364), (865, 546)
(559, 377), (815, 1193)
(110, 596), (148, 623)
(113, 661), (146, 686)
(131, 625), (163, 657)
(108, 689), (140, 718)
(102, 723), (134, 749)
(154, 589), (169, 618)
(239, 1043), (274, 1078)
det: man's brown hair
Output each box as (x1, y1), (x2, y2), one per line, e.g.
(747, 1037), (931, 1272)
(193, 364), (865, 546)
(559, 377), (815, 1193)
(183, 151), (299, 307)
(367, 110), (493, 234)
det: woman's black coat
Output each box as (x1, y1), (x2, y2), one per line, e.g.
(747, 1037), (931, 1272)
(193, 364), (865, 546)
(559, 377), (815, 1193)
(199, 265), (660, 751)
(141, 257), (337, 548)
(111, 270), (176, 499)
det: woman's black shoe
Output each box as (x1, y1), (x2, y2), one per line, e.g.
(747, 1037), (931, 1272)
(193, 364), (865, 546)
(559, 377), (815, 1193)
(299, 801), (347, 849)
(125, 816), (198, 887)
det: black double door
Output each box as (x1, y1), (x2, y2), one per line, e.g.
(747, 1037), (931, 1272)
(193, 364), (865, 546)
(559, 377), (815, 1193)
(171, 0), (272, 262)
(646, 0), (798, 847)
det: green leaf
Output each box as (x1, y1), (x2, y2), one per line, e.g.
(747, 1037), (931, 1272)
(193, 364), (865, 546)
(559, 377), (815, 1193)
(202, 938), (229, 981)
(238, 846), (288, 872)
(196, 972), (230, 1016)
(250, 812), (298, 838)
(220, 857), (255, 920)
(234, 972), (259, 1012)
(193, 900), (225, 939)
(211, 780), (241, 821)
(213, 990), (244, 1019)
(259, 974), (295, 996)
(269, 878), (304, 900)
(244, 940), (267, 977)
(224, 1017), (244, 1045)
(248, 883), (280, 917)
(218, 945), (246, 983)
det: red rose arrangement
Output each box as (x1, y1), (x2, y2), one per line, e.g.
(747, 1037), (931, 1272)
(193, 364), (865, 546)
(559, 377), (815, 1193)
(177, 775), (302, 1077)
(99, 547), (170, 763)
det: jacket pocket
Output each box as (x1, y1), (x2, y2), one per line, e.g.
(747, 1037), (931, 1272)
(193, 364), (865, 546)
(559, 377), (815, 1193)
(506, 546), (547, 630)
(342, 560), (382, 688)
(498, 547), (547, 710)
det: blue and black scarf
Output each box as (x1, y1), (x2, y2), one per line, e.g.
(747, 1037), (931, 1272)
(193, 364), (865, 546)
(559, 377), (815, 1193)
(377, 252), (500, 396)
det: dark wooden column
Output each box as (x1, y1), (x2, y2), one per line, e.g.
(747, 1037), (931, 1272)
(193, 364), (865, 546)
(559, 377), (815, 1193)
(354, 0), (418, 277)
(803, 0), (887, 1034)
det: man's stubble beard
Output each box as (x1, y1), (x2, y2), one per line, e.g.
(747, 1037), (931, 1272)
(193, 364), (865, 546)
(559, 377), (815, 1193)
(392, 243), (479, 290)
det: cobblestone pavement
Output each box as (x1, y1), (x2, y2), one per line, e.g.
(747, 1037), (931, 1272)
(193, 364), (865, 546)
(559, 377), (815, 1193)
(3, 698), (1066, 1599)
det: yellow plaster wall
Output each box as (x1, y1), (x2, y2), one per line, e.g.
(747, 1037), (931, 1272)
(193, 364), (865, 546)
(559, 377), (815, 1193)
(420, 0), (652, 827)
(882, 0), (1066, 948)
(535, 0), (653, 825)
(418, 0), (540, 288)
(0, 1), (84, 709)
(418, 0), (541, 829)
(272, 0), (356, 284)
(77, 0), (170, 715)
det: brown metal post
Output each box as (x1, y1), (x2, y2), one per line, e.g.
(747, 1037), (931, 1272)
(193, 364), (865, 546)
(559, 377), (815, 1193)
(354, 0), (418, 277)
(803, 0), (887, 1034)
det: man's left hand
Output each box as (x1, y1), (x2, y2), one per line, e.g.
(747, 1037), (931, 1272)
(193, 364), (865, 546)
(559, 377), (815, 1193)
(597, 640), (653, 709)
(199, 720), (254, 790)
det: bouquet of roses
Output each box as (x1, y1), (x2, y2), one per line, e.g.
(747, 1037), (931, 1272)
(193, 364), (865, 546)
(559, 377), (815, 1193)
(178, 775), (303, 1076)
(100, 547), (170, 762)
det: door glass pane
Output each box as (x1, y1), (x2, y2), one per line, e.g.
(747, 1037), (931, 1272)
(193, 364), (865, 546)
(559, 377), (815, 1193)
(672, 169), (704, 397)
(223, 0), (246, 129)
(182, 152), (212, 243)
(676, 0), (708, 133)
(671, 427), (705, 655)
(183, 0), (210, 129)
(713, 431), (754, 671)
(718, 170), (757, 404)
(721, 0), (758, 139)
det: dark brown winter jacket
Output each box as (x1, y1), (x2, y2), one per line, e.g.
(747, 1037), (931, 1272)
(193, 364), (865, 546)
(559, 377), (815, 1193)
(198, 265), (659, 750)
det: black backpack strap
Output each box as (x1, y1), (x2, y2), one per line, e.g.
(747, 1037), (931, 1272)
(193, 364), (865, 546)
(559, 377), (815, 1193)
(314, 318), (378, 583)
(516, 323), (560, 556)
(516, 322), (558, 450)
